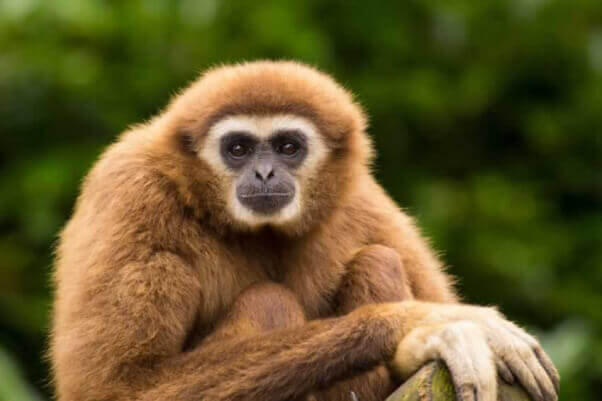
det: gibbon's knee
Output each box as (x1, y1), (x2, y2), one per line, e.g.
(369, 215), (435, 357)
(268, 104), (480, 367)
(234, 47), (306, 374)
(229, 282), (306, 331)
(337, 245), (413, 314)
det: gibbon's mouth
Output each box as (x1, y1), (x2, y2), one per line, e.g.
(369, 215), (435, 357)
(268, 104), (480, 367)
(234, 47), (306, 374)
(237, 191), (295, 215)
(239, 192), (292, 198)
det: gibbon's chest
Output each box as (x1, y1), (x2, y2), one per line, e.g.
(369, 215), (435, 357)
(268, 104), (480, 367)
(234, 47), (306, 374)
(192, 233), (355, 332)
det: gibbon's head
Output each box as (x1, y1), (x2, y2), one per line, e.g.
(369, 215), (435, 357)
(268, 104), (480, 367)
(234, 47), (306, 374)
(155, 61), (372, 235)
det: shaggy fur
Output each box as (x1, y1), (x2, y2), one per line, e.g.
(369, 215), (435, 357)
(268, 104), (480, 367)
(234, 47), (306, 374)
(50, 61), (557, 401)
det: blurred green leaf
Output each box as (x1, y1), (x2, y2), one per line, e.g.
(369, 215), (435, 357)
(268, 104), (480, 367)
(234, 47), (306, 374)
(0, 347), (41, 401)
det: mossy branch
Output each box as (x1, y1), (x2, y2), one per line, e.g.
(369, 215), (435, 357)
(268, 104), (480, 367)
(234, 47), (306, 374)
(385, 362), (531, 401)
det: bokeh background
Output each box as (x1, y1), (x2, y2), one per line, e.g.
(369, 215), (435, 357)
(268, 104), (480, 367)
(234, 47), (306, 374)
(0, 0), (600, 400)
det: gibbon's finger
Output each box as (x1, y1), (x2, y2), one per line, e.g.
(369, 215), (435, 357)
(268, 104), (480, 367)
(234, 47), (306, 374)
(455, 384), (477, 401)
(520, 345), (558, 401)
(500, 320), (560, 394)
(496, 358), (515, 384)
(503, 352), (544, 401)
(478, 318), (516, 386)
(439, 322), (497, 401)
(392, 321), (497, 401)
(533, 345), (560, 393)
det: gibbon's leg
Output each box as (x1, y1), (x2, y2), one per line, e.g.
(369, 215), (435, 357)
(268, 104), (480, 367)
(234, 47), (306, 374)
(311, 245), (413, 401)
(336, 245), (413, 315)
(202, 282), (306, 345)
(204, 283), (321, 401)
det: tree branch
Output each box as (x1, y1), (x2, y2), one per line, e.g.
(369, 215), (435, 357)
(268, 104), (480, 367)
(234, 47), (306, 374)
(385, 362), (531, 401)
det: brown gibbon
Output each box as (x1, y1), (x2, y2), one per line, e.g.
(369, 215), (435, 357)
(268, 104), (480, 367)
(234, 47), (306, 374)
(50, 61), (559, 401)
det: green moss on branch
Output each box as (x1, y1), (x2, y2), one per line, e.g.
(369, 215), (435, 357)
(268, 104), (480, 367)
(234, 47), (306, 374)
(385, 362), (531, 401)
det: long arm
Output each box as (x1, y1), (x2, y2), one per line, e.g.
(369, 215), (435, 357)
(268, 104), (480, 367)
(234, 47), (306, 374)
(51, 251), (420, 401)
(52, 246), (558, 401)
(138, 304), (404, 401)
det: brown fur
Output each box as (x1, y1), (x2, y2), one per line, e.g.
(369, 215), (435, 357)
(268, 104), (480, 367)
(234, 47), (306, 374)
(311, 245), (411, 401)
(50, 61), (459, 401)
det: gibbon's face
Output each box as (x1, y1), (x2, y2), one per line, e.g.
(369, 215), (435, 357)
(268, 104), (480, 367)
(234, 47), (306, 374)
(165, 61), (371, 233)
(198, 114), (329, 227)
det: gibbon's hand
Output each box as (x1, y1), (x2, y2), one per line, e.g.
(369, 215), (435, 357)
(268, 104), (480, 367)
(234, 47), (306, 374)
(390, 304), (559, 401)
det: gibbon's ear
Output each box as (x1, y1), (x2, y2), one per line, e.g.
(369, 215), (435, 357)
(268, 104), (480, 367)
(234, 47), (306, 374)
(175, 127), (198, 156)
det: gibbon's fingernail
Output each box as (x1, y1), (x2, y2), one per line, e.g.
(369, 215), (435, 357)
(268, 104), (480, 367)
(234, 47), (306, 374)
(499, 370), (514, 384)
(533, 386), (544, 401)
(456, 384), (476, 401)
(496, 360), (515, 384)
(350, 391), (359, 401)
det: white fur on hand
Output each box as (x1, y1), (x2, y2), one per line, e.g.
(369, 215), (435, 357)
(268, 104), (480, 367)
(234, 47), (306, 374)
(393, 321), (497, 401)
(390, 306), (559, 401)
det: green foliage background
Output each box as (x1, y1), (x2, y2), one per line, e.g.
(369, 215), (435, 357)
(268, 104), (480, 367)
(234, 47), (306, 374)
(0, 0), (600, 400)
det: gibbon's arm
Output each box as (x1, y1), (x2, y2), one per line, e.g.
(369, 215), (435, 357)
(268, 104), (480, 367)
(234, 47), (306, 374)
(53, 250), (427, 401)
(136, 302), (415, 401)
(53, 249), (558, 401)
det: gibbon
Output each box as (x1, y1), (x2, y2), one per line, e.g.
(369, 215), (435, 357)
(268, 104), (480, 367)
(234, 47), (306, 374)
(51, 61), (558, 401)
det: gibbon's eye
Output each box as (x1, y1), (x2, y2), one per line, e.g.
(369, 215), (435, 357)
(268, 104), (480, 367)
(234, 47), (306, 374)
(277, 142), (299, 156)
(229, 142), (250, 158)
(220, 132), (257, 167)
(269, 130), (307, 167)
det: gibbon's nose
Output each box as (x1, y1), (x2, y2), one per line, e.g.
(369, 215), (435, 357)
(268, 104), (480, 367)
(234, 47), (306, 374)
(254, 162), (275, 182)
